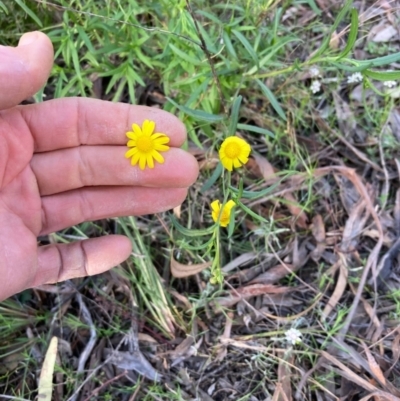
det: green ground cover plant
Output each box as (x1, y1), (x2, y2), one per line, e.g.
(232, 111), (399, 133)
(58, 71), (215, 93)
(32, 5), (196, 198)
(1, 0), (400, 399)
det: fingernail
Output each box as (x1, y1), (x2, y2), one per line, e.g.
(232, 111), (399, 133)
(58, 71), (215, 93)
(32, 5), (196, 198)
(18, 32), (39, 46)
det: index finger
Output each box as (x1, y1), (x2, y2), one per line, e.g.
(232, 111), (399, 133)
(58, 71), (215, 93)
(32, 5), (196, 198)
(18, 97), (187, 152)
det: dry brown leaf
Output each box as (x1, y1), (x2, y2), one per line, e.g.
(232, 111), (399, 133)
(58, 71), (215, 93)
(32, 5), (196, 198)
(388, 331), (400, 373)
(310, 214), (326, 261)
(311, 214), (325, 243)
(361, 342), (386, 386)
(249, 263), (297, 285)
(322, 257), (348, 318)
(222, 252), (259, 273)
(321, 351), (377, 393)
(214, 284), (291, 308)
(252, 153), (276, 183)
(252, 154), (308, 228)
(273, 351), (293, 401)
(170, 256), (212, 278)
(370, 24), (397, 42)
(329, 30), (340, 49)
(173, 205), (181, 219)
(283, 193), (308, 229)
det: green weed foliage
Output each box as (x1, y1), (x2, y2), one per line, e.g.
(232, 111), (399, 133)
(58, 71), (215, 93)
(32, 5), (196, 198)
(1, 0), (400, 398)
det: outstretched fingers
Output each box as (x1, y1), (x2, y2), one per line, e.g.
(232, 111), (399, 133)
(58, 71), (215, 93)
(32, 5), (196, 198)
(19, 98), (188, 152)
(40, 186), (188, 235)
(0, 32), (53, 110)
(35, 235), (132, 286)
(31, 147), (199, 196)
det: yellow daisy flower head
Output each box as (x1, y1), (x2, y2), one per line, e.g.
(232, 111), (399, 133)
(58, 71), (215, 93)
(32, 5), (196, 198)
(211, 199), (236, 227)
(125, 119), (170, 170)
(219, 136), (251, 171)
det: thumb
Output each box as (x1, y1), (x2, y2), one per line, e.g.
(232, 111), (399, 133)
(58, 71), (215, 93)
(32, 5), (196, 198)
(0, 31), (53, 110)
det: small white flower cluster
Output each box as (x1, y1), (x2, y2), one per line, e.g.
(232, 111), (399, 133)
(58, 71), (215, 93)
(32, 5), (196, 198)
(310, 80), (321, 94)
(383, 80), (397, 88)
(285, 328), (302, 345)
(347, 72), (363, 84)
(309, 66), (320, 78)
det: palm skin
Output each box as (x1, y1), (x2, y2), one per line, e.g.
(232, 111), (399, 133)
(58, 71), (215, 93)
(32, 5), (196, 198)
(0, 32), (198, 300)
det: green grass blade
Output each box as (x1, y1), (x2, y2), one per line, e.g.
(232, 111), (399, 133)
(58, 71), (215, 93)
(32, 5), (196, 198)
(310, 0), (353, 60)
(232, 29), (259, 67)
(170, 215), (215, 237)
(14, 0), (42, 27)
(337, 8), (358, 59)
(167, 97), (224, 123)
(363, 70), (400, 81)
(228, 95), (242, 136)
(237, 123), (275, 138)
(201, 162), (223, 193)
(256, 79), (287, 121)
(0, 1), (8, 14)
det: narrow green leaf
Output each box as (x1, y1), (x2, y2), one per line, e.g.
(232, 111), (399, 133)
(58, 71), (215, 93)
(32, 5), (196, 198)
(310, 0), (353, 60)
(304, 0), (322, 15)
(236, 201), (269, 224)
(201, 163), (223, 193)
(169, 44), (202, 66)
(187, 125), (204, 149)
(246, 37), (300, 76)
(232, 29), (259, 67)
(167, 97), (224, 123)
(185, 79), (211, 108)
(331, 61), (372, 72)
(337, 8), (358, 59)
(222, 30), (238, 59)
(228, 95), (242, 136)
(76, 26), (95, 53)
(170, 215), (215, 237)
(227, 208), (236, 238)
(178, 236), (215, 251)
(363, 51), (400, 67)
(0, 1), (8, 14)
(237, 123), (275, 138)
(363, 70), (400, 81)
(15, 0), (42, 27)
(196, 22), (217, 53)
(256, 79), (287, 121)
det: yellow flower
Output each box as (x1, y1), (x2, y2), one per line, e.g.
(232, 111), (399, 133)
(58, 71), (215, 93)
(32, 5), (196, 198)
(211, 200), (236, 227)
(219, 136), (251, 171)
(125, 120), (170, 170)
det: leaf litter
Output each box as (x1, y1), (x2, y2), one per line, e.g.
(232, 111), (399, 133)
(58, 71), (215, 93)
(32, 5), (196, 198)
(4, 1), (400, 400)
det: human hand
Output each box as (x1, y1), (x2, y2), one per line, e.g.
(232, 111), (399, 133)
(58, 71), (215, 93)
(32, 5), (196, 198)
(0, 31), (199, 300)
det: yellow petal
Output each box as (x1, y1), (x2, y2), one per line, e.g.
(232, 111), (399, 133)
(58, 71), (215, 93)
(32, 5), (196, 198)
(221, 157), (233, 171)
(154, 136), (170, 145)
(127, 140), (136, 147)
(211, 200), (220, 213)
(146, 154), (154, 168)
(225, 200), (236, 212)
(154, 144), (169, 152)
(131, 152), (141, 166)
(152, 133), (169, 141)
(125, 148), (138, 158)
(139, 156), (146, 170)
(238, 155), (249, 164)
(152, 151), (164, 164)
(132, 123), (142, 136)
(143, 120), (155, 136)
(126, 132), (136, 140)
(233, 158), (242, 168)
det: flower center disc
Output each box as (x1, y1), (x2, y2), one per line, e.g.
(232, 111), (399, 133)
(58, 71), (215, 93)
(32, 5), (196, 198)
(136, 136), (153, 153)
(225, 142), (241, 158)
